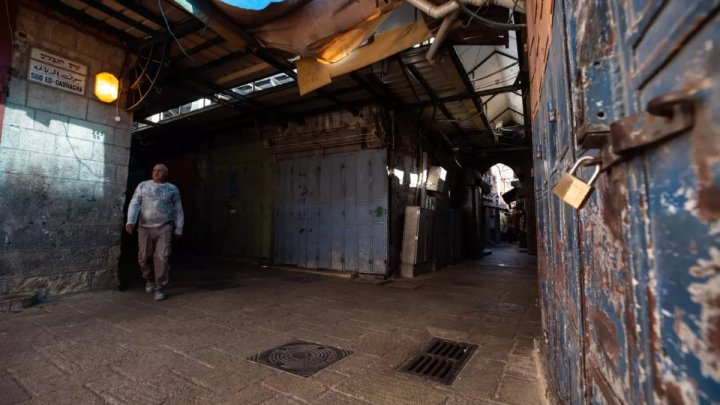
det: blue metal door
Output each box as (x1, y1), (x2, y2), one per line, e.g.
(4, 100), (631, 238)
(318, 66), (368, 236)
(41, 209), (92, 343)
(617, 3), (720, 403)
(532, 0), (720, 403)
(274, 150), (388, 274)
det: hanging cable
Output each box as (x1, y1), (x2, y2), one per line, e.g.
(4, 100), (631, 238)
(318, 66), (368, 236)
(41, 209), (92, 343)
(158, 0), (195, 61)
(458, 3), (527, 29)
(472, 62), (519, 82)
(475, 74), (518, 89)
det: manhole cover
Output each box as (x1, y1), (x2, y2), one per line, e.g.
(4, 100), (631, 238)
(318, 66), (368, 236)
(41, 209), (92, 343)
(400, 338), (477, 385)
(476, 302), (525, 314)
(248, 340), (352, 377)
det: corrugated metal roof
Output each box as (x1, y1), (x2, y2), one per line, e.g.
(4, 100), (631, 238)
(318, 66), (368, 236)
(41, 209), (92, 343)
(45, 0), (528, 153)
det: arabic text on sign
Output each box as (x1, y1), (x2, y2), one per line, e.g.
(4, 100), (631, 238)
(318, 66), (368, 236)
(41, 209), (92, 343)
(30, 48), (88, 76)
(31, 63), (83, 84)
(28, 60), (86, 95)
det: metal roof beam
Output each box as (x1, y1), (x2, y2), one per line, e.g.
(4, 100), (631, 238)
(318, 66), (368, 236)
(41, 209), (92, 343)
(173, 76), (290, 120)
(508, 107), (524, 116)
(468, 50), (497, 76)
(366, 74), (405, 107)
(76, 0), (204, 52)
(403, 63), (465, 135)
(449, 47), (491, 129)
(186, 51), (247, 74)
(350, 72), (396, 109)
(253, 49), (358, 115)
(496, 50), (518, 61)
(78, 0), (156, 34)
(135, 18), (205, 49)
(490, 107), (510, 123)
(406, 84), (518, 108)
(43, 0), (139, 46)
(172, 36), (226, 62)
(121, 1), (167, 27)
(169, 0), (255, 48)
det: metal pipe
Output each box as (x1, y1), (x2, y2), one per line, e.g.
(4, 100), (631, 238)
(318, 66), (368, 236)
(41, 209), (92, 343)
(407, 0), (526, 62)
(404, 0), (526, 18)
(426, 10), (460, 62)
(464, 0), (526, 14)
(404, 0), (460, 19)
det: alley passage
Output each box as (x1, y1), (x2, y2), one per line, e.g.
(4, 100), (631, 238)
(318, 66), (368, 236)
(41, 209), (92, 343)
(0, 246), (544, 404)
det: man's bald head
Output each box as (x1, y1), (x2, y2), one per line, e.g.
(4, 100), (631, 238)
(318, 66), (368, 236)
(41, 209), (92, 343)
(152, 164), (168, 183)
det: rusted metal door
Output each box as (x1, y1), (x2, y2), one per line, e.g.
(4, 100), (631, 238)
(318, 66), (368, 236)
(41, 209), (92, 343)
(530, 1), (587, 402)
(532, 0), (719, 403)
(610, 2), (720, 404)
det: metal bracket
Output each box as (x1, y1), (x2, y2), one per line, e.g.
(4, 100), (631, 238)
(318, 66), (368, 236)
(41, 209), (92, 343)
(598, 88), (698, 172)
(577, 57), (622, 148)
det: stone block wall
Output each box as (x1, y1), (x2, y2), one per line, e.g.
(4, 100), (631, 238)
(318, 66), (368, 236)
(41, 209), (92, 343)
(0, 4), (132, 295)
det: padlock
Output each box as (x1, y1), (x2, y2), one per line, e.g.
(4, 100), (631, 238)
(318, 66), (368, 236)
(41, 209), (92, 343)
(553, 156), (601, 209)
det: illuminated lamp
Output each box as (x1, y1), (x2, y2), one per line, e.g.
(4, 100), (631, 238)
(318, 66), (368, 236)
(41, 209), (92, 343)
(94, 72), (119, 103)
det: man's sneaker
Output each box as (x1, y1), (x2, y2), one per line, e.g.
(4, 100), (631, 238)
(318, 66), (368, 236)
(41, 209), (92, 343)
(145, 280), (154, 293)
(154, 290), (167, 301)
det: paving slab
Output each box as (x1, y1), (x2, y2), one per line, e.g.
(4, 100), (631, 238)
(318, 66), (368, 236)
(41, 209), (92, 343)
(0, 244), (547, 404)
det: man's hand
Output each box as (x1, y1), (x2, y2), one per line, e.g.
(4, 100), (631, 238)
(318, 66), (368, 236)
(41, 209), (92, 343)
(125, 224), (134, 234)
(173, 234), (182, 242)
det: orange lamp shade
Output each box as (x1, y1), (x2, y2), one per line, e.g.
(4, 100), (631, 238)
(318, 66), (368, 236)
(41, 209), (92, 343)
(94, 72), (119, 103)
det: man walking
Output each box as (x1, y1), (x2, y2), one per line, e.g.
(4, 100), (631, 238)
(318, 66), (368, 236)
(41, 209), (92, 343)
(125, 164), (184, 300)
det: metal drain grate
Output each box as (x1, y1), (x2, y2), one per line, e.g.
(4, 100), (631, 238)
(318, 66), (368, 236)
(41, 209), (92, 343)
(248, 340), (352, 377)
(400, 338), (477, 385)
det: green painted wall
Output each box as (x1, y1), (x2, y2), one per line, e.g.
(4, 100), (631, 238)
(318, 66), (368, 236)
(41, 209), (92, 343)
(202, 142), (274, 259)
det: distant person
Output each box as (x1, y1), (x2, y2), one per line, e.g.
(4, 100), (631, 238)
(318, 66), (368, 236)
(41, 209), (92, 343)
(500, 214), (508, 242)
(518, 212), (527, 249)
(125, 164), (184, 301)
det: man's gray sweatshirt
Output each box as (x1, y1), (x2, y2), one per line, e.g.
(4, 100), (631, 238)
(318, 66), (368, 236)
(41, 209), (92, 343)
(126, 181), (184, 235)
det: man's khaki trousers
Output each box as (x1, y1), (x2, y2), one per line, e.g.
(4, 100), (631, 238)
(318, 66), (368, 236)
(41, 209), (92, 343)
(138, 223), (172, 290)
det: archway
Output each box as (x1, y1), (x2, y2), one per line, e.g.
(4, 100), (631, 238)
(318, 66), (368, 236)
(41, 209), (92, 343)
(482, 163), (520, 246)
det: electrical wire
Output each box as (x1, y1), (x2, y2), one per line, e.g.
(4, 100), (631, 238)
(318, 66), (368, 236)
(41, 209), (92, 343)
(459, 3), (527, 30)
(472, 62), (519, 82)
(475, 74), (518, 89)
(157, 0), (195, 61)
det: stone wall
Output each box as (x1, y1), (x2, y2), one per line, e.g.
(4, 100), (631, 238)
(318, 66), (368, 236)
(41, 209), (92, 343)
(0, 4), (132, 296)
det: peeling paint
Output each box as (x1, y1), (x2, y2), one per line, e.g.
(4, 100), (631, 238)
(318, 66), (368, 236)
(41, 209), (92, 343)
(689, 247), (720, 277)
(532, 1), (719, 403)
(663, 377), (698, 405)
(673, 250), (720, 382)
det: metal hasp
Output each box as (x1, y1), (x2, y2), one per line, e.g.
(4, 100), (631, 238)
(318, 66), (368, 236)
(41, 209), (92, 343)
(577, 57), (621, 149)
(600, 88), (698, 172)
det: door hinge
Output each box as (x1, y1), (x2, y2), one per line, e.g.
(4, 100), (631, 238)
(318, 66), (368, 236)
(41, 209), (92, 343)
(595, 88), (699, 172)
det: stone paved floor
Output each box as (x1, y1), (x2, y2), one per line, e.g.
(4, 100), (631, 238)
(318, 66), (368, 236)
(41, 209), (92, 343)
(0, 244), (546, 405)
